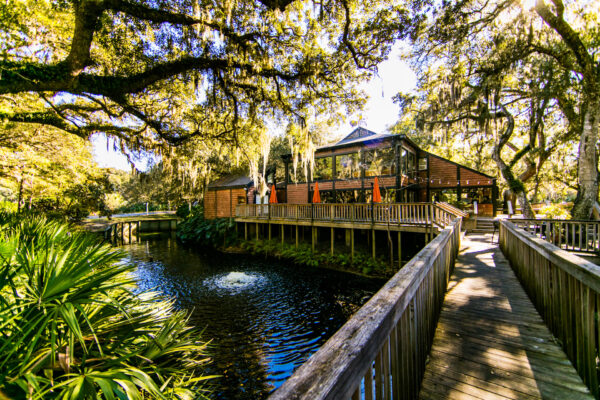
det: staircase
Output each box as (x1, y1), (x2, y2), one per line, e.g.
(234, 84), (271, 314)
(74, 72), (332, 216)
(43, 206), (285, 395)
(471, 217), (496, 234)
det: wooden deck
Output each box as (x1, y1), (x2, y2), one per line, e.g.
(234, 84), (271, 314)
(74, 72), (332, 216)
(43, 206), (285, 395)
(420, 233), (593, 400)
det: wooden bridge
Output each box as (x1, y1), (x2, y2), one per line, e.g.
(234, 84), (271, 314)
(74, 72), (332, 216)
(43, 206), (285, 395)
(266, 216), (599, 399)
(102, 217), (179, 244)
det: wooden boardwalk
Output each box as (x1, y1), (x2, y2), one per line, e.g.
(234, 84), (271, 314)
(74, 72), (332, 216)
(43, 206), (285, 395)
(420, 233), (594, 400)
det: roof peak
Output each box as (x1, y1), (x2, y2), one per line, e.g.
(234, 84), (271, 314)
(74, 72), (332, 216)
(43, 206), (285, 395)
(337, 127), (380, 144)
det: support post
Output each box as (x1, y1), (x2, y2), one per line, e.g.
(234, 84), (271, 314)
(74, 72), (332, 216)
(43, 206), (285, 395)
(137, 221), (141, 242)
(128, 222), (132, 244)
(281, 224), (284, 245)
(295, 225), (299, 248)
(351, 228), (355, 262)
(245, 223), (248, 241)
(312, 227), (316, 252)
(269, 223), (272, 241)
(256, 222), (259, 240)
(372, 229), (376, 259)
(330, 227), (334, 256)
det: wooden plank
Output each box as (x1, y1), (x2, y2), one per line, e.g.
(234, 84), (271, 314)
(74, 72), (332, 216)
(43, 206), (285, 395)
(365, 363), (374, 400)
(420, 233), (593, 400)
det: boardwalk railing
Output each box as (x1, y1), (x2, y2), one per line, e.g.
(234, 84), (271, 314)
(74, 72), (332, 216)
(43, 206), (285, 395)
(236, 203), (459, 229)
(500, 220), (600, 398)
(269, 218), (462, 400)
(510, 218), (600, 254)
(434, 201), (468, 218)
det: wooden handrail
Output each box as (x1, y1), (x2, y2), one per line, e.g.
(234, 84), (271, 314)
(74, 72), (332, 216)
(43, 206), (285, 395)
(500, 220), (600, 397)
(269, 218), (462, 400)
(510, 218), (600, 254)
(236, 203), (456, 228)
(435, 201), (468, 218)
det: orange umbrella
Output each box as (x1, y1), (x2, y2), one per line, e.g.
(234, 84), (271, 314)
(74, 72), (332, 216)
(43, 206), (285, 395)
(269, 185), (278, 203)
(373, 177), (382, 203)
(312, 182), (321, 203)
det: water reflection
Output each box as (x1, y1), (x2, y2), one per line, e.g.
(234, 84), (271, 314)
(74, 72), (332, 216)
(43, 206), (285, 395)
(124, 234), (383, 400)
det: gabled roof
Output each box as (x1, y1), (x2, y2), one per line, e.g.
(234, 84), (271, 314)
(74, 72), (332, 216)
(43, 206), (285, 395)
(208, 174), (252, 189)
(316, 127), (396, 152)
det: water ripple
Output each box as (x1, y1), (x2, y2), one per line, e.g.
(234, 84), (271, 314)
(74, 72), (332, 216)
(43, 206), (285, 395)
(124, 235), (383, 400)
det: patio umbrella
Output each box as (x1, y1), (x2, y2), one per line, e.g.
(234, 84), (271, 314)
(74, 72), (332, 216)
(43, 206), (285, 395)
(269, 185), (278, 203)
(373, 177), (382, 203)
(312, 182), (321, 203)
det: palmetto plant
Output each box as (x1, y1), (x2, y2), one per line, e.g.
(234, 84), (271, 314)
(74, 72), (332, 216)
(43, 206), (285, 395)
(0, 214), (213, 399)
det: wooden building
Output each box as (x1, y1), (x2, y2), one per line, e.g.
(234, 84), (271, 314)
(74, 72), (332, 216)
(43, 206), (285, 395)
(280, 128), (497, 216)
(203, 174), (252, 219)
(204, 128), (498, 218)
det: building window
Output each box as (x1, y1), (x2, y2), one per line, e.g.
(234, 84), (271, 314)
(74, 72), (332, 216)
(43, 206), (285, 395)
(313, 156), (333, 181)
(400, 148), (408, 174)
(336, 153), (361, 179)
(408, 152), (416, 175)
(364, 147), (396, 176)
(419, 157), (428, 171)
(237, 195), (246, 204)
(336, 189), (364, 203)
(289, 157), (307, 183)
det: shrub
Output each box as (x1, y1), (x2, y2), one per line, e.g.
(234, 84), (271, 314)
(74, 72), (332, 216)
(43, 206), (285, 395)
(0, 215), (213, 399)
(538, 203), (571, 219)
(241, 239), (390, 277)
(177, 209), (236, 248)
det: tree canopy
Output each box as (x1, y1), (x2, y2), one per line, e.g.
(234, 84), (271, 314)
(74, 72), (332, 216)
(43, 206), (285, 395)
(396, 0), (599, 218)
(0, 0), (412, 154)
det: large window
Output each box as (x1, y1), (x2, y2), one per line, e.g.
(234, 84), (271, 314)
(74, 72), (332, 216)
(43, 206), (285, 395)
(336, 152), (361, 179)
(288, 157), (308, 183)
(364, 147), (396, 176)
(399, 147), (416, 176)
(408, 152), (416, 175)
(313, 156), (333, 181)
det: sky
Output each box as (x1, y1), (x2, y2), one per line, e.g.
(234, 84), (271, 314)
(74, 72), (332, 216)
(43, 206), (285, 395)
(91, 45), (417, 171)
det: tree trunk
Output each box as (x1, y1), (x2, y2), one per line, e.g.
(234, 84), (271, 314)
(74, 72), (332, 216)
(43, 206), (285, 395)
(492, 107), (536, 219)
(572, 98), (599, 219)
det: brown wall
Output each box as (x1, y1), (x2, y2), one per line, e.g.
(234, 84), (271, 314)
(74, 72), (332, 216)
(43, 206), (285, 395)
(204, 190), (217, 219)
(204, 188), (246, 219)
(459, 168), (494, 186)
(428, 156), (458, 188)
(428, 156), (492, 188)
(287, 184), (308, 204)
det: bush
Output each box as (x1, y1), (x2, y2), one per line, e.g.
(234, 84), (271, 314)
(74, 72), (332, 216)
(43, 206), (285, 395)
(0, 215), (213, 399)
(538, 203), (571, 219)
(177, 208), (236, 248)
(241, 240), (390, 277)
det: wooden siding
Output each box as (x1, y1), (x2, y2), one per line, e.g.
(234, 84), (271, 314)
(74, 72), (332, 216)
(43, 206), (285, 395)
(429, 157), (459, 188)
(204, 190), (217, 219)
(334, 178), (363, 190)
(204, 188), (246, 219)
(460, 167), (494, 186)
(428, 156), (493, 188)
(286, 184), (308, 204)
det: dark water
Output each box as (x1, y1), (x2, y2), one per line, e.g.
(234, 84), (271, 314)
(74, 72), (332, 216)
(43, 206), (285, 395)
(124, 234), (384, 400)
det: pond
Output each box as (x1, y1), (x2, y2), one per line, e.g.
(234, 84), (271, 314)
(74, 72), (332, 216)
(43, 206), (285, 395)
(124, 234), (385, 400)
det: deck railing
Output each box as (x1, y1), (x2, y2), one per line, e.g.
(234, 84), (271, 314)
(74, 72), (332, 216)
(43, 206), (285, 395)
(268, 218), (462, 400)
(236, 203), (460, 228)
(500, 220), (600, 398)
(510, 218), (600, 254)
(434, 201), (468, 218)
